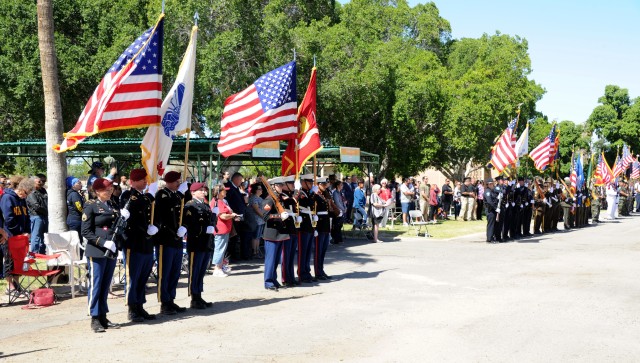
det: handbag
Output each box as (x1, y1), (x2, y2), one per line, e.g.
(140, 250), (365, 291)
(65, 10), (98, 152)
(22, 288), (57, 309)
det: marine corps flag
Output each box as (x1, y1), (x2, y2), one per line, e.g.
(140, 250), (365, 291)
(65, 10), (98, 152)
(281, 67), (322, 176)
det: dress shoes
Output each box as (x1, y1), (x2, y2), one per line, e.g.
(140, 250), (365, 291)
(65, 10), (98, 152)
(265, 286), (279, 291)
(171, 301), (187, 313)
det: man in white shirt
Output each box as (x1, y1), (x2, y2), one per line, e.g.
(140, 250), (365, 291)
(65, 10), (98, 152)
(400, 177), (415, 226)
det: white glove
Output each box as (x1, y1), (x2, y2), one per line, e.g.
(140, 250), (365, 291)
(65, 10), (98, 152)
(103, 240), (116, 253)
(280, 211), (290, 220)
(525, 202), (529, 206)
(147, 225), (158, 236)
(511, 202), (515, 207)
(147, 182), (158, 196)
(177, 226), (187, 238)
(311, 186), (318, 194)
(120, 209), (130, 220)
(295, 216), (303, 224)
(312, 215), (319, 222)
(212, 207), (219, 214)
(178, 181), (189, 194)
(496, 208), (501, 214)
(206, 226), (215, 234)
(338, 211), (343, 217)
(530, 199), (534, 204)
(313, 230), (318, 237)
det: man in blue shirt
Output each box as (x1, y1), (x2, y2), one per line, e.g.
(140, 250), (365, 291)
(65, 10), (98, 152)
(353, 179), (367, 228)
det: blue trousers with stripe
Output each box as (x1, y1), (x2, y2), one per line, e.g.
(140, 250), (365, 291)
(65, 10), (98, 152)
(157, 245), (182, 303)
(314, 232), (330, 277)
(125, 250), (154, 306)
(264, 239), (284, 288)
(88, 257), (116, 317)
(189, 251), (209, 295)
(281, 234), (297, 284)
(298, 232), (314, 280)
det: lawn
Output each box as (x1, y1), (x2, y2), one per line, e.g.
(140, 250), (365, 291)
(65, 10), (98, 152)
(344, 218), (486, 240)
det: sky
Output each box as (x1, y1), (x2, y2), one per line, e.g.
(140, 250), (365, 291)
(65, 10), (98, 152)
(339, 0), (640, 123)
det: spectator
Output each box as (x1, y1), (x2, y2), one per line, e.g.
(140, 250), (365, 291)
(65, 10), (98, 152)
(1, 176), (34, 292)
(428, 183), (440, 223)
(342, 175), (356, 223)
(246, 183), (266, 259)
(353, 179), (367, 228)
(453, 181), (462, 220)
(476, 180), (485, 221)
(0, 173), (6, 197)
(441, 178), (453, 219)
(120, 175), (130, 191)
(460, 177), (475, 221)
(26, 174), (48, 253)
(66, 177), (84, 241)
(400, 177), (416, 226)
(211, 184), (238, 277)
(378, 178), (394, 227)
(221, 171), (230, 184)
(418, 176), (430, 223)
(331, 181), (346, 244)
(87, 161), (105, 199)
(370, 184), (386, 243)
(224, 172), (250, 261)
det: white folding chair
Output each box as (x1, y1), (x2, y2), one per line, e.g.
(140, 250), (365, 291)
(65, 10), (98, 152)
(409, 210), (431, 237)
(44, 231), (88, 298)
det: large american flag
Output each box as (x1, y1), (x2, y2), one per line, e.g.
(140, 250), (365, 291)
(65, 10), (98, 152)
(593, 152), (613, 186)
(217, 61), (297, 157)
(631, 159), (640, 179)
(621, 144), (634, 170)
(569, 156), (577, 194)
(529, 124), (557, 171)
(489, 117), (518, 173)
(612, 155), (624, 178)
(54, 17), (164, 153)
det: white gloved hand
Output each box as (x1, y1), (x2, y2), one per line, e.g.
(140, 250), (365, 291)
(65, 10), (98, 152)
(177, 226), (187, 238)
(314, 230), (318, 237)
(206, 226), (215, 234)
(147, 225), (158, 236)
(312, 215), (319, 222)
(295, 216), (303, 224)
(147, 182), (158, 196)
(530, 199), (534, 204)
(496, 208), (501, 214)
(212, 207), (219, 214)
(103, 240), (117, 253)
(338, 211), (343, 217)
(511, 202), (515, 207)
(280, 211), (290, 220)
(120, 208), (130, 220)
(178, 181), (189, 194)
(311, 186), (319, 194)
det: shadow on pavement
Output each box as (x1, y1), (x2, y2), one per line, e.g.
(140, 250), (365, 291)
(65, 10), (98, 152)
(0, 348), (53, 359)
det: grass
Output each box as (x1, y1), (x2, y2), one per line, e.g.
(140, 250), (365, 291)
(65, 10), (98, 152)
(344, 218), (486, 240)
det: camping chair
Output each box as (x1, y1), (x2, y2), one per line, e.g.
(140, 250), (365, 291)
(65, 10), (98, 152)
(409, 210), (431, 237)
(7, 235), (62, 304)
(44, 231), (88, 298)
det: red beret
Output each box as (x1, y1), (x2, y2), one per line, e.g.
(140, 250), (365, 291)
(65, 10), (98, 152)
(190, 182), (206, 191)
(163, 171), (181, 183)
(92, 178), (110, 192)
(129, 168), (147, 182)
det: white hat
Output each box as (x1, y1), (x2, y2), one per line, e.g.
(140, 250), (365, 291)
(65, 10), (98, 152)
(300, 174), (315, 181)
(282, 175), (295, 183)
(268, 177), (284, 185)
(316, 177), (328, 183)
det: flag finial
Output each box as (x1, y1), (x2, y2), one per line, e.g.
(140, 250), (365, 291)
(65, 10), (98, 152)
(313, 55), (316, 67)
(293, 49), (296, 61)
(194, 12), (199, 26)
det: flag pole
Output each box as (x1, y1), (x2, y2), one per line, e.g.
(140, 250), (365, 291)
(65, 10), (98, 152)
(178, 130), (191, 226)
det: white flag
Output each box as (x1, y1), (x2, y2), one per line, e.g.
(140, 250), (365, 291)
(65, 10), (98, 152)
(515, 124), (529, 158)
(141, 25), (198, 181)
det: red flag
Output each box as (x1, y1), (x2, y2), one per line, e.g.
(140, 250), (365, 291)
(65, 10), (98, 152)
(54, 16), (164, 152)
(282, 67), (322, 176)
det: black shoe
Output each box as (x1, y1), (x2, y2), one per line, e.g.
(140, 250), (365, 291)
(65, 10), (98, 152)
(197, 295), (214, 308)
(128, 306), (144, 323)
(171, 301), (187, 313)
(137, 305), (156, 320)
(160, 302), (177, 315)
(293, 279), (302, 286)
(321, 274), (332, 280)
(190, 297), (206, 310)
(99, 314), (120, 329)
(284, 282), (296, 288)
(265, 286), (279, 291)
(316, 275), (328, 281)
(91, 317), (106, 333)
(301, 278), (314, 283)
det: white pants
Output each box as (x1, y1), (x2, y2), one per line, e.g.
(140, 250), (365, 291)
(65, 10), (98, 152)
(606, 196), (616, 219)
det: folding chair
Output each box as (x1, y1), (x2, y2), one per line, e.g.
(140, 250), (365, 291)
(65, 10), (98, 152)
(352, 208), (373, 240)
(7, 235), (62, 304)
(409, 210), (431, 237)
(44, 231), (88, 298)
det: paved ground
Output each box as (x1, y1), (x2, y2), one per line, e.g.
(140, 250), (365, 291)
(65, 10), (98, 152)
(1, 215), (639, 362)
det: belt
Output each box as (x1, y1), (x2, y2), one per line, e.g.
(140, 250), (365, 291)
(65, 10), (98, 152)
(299, 207), (311, 215)
(316, 211), (329, 215)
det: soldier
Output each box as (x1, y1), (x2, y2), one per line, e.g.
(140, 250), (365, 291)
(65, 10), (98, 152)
(542, 179), (553, 233)
(313, 177), (332, 280)
(522, 180), (534, 236)
(262, 177), (291, 291)
(533, 178), (546, 234)
(591, 181), (602, 223)
(183, 182), (215, 308)
(512, 177), (526, 239)
(297, 174), (318, 283)
(500, 179), (513, 241)
(618, 180), (630, 216)
(154, 171), (190, 315)
(560, 177), (574, 230)
(551, 180), (562, 231)
(120, 169), (158, 323)
(484, 179), (498, 243)
(81, 178), (121, 333)
(493, 176), (504, 242)
(281, 175), (300, 287)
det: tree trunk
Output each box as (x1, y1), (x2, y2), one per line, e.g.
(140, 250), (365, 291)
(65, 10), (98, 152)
(37, 0), (67, 232)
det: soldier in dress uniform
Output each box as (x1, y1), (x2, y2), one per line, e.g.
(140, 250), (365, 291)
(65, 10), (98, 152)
(120, 169), (158, 323)
(81, 178), (121, 333)
(533, 178), (546, 234)
(484, 179), (498, 243)
(551, 181), (562, 231)
(297, 174), (318, 284)
(511, 177), (525, 239)
(560, 177), (574, 230)
(183, 182), (215, 308)
(281, 175), (301, 287)
(262, 177), (292, 291)
(313, 177), (332, 280)
(522, 180), (534, 236)
(153, 171), (190, 315)
(493, 176), (504, 242)
(500, 179), (513, 241)
(542, 179), (553, 233)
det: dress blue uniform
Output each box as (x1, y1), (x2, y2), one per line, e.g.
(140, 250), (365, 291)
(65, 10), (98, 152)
(297, 185), (316, 283)
(313, 183), (332, 280)
(262, 179), (291, 290)
(280, 183), (299, 287)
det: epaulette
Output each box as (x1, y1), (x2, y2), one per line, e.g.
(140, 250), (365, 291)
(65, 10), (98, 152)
(130, 195), (137, 201)
(85, 199), (97, 205)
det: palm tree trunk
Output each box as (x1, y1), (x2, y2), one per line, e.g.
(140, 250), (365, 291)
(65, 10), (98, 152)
(37, 0), (67, 232)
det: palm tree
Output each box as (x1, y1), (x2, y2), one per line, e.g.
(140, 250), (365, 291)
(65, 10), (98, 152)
(37, 0), (67, 232)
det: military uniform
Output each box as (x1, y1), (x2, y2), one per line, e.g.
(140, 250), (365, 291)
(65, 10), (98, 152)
(591, 185), (602, 222)
(484, 180), (498, 243)
(501, 182), (513, 241)
(551, 184), (562, 231)
(262, 177), (291, 290)
(533, 181), (546, 234)
(313, 178), (332, 280)
(493, 177), (505, 242)
(297, 175), (317, 283)
(281, 176), (300, 287)
(618, 182), (630, 216)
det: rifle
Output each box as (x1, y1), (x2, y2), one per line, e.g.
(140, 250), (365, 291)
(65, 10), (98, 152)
(259, 176), (286, 217)
(105, 197), (130, 260)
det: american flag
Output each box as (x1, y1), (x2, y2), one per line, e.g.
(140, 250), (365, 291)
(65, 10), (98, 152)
(55, 17), (164, 153)
(529, 124), (557, 171)
(612, 155), (624, 178)
(621, 144), (634, 170)
(631, 159), (640, 179)
(569, 156), (577, 194)
(217, 61), (297, 157)
(593, 152), (613, 186)
(489, 117), (518, 173)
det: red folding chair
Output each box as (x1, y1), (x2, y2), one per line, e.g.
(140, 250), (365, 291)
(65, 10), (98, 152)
(7, 235), (62, 304)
